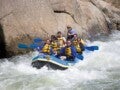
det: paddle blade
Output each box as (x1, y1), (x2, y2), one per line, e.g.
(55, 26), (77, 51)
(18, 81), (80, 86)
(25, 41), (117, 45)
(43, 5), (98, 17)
(34, 38), (42, 43)
(91, 46), (99, 50)
(29, 44), (38, 49)
(18, 44), (28, 49)
(85, 46), (99, 51)
(85, 46), (94, 51)
(77, 54), (84, 60)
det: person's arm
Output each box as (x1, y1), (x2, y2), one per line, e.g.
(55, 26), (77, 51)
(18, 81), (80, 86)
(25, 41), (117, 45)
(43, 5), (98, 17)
(35, 43), (44, 52)
(67, 32), (71, 35)
(67, 30), (73, 36)
(60, 47), (65, 55)
(62, 37), (66, 46)
(81, 39), (86, 45)
(68, 32), (73, 36)
(50, 47), (53, 55)
(71, 46), (77, 59)
(56, 47), (65, 58)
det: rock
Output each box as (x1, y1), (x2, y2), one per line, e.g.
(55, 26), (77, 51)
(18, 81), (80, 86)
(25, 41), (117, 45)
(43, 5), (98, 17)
(103, 0), (120, 9)
(0, 24), (7, 58)
(0, 0), (58, 57)
(0, 0), (119, 58)
(51, 0), (110, 38)
(90, 0), (120, 30)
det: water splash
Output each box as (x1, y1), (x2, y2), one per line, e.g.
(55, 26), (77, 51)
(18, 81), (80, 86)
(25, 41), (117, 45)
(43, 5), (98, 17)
(0, 30), (120, 90)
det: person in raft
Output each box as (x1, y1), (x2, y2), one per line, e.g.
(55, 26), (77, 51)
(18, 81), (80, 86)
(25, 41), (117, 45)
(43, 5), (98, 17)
(57, 40), (77, 61)
(56, 31), (66, 49)
(41, 39), (52, 55)
(72, 34), (85, 54)
(50, 35), (58, 54)
(67, 26), (77, 40)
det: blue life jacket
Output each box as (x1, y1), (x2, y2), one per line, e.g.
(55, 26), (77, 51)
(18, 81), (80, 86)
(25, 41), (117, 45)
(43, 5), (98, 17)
(60, 46), (77, 59)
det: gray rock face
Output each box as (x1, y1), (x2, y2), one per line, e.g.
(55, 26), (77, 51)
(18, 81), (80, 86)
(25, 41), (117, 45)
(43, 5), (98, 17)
(103, 0), (120, 9)
(0, 0), (58, 57)
(90, 0), (120, 31)
(0, 0), (119, 58)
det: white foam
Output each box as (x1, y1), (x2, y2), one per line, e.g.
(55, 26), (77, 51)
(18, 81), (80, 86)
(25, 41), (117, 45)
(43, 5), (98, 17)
(0, 30), (120, 90)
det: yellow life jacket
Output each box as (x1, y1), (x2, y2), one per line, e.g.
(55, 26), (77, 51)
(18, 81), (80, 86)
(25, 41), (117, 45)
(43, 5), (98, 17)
(65, 47), (72, 56)
(57, 37), (65, 48)
(73, 39), (82, 53)
(73, 39), (79, 46)
(75, 44), (81, 53)
(42, 44), (51, 53)
(51, 41), (58, 51)
(80, 39), (85, 45)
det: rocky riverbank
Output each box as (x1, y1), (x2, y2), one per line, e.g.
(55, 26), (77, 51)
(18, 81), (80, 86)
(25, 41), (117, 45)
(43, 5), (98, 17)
(0, 0), (120, 58)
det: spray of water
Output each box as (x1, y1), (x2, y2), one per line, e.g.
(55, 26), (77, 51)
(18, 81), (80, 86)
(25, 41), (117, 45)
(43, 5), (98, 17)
(0, 30), (120, 90)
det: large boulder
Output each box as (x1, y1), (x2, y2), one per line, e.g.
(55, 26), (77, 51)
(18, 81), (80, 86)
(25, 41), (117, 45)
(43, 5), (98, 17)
(50, 0), (110, 38)
(0, 0), (119, 58)
(90, 0), (120, 30)
(0, 0), (58, 57)
(103, 0), (120, 9)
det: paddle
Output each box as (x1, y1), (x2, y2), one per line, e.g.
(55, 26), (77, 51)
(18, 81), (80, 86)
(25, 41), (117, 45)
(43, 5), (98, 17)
(18, 43), (38, 49)
(18, 43), (29, 49)
(84, 46), (99, 51)
(33, 38), (42, 43)
(76, 54), (84, 60)
(18, 38), (43, 49)
(29, 43), (39, 49)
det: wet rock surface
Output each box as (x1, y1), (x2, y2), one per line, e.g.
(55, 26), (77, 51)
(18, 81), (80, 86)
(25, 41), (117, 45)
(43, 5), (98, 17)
(0, 0), (119, 58)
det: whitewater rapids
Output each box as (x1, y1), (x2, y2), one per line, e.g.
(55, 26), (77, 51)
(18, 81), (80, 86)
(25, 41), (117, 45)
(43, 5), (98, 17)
(0, 30), (120, 90)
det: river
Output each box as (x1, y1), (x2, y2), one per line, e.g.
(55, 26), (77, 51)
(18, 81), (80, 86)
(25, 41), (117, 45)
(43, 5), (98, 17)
(0, 30), (120, 90)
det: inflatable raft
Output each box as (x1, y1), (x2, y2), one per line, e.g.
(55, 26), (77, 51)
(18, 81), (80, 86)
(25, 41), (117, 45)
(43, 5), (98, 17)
(32, 53), (82, 70)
